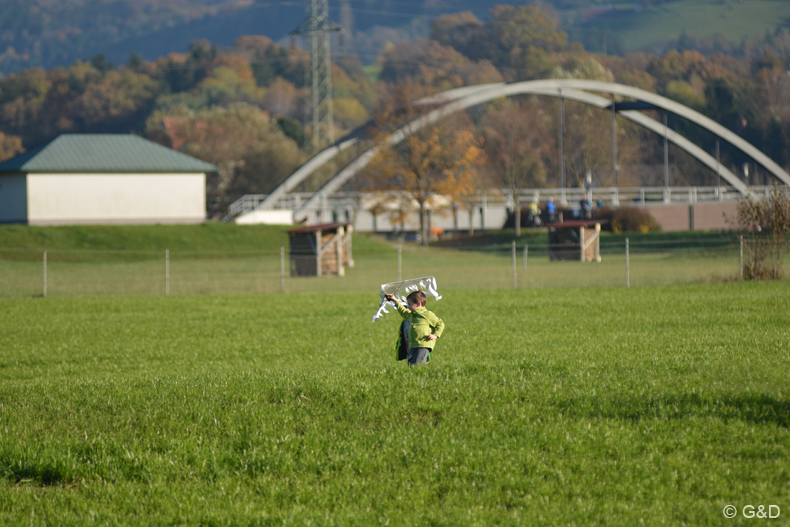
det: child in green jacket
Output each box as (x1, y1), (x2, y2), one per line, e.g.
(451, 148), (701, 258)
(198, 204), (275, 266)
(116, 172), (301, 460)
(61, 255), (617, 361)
(385, 290), (445, 366)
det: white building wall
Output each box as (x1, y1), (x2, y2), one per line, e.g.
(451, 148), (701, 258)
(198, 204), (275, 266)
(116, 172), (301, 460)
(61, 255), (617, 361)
(235, 210), (294, 225)
(0, 174), (27, 223)
(27, 173), (206, 225)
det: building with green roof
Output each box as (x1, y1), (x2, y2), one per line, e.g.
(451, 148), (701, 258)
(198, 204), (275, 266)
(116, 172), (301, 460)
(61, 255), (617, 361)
(0, 134), (217, 225)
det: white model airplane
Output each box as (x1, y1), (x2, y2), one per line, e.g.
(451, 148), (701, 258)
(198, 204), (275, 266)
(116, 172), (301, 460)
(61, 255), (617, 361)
(372, 276), (442, 323)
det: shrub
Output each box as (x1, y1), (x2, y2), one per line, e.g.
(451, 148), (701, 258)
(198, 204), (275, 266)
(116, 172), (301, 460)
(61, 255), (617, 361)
(596, 206), (661, 234)
(732, 186), (790, 280)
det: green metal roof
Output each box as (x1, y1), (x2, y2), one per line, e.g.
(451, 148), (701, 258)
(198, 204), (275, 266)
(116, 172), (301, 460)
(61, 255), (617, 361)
(0, 134), (217, 173)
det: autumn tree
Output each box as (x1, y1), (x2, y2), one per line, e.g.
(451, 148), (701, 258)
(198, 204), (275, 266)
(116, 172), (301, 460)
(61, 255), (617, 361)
(196, 55), (262, 106)
(145, 103), (306, 216)
(264, 77), (302, 120)
(598, 54), (658, 92)
(553, 59), (618, 188)
(331, 61), (377, 115)
(0, 62), (158, 145)
(154, 43), (215, 95)
(430, 12), (488, 56)
(364, 86), (485, 244)
(485, 4), (569, 79)
(378, 38), (502, 91)
(0, 67), (51, 143)
(0, 132), (23, 162)
(229, 36), (308, 89)
(71, 69), (159, 130)
(757, 66), (790, 123)
(480, 99), (551, 236)
(431, 5), (570, 81)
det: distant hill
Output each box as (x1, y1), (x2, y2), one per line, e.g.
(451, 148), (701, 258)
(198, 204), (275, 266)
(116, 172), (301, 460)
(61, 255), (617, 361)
(0, 0), (517, 75)
(568, 0), (790, 54)
(6, 0), (789, 77)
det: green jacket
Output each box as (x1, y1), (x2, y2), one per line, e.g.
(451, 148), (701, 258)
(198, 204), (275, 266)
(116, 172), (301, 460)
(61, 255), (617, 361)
(394, 303), (445, 350)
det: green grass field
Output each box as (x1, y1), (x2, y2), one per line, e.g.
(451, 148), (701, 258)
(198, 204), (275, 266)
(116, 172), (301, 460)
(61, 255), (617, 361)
(0, 282), (788, 525)
(0, 223), (292, 255)
(0, 239), (752, 297)
(0, 223), (761, 297)
(584, 0), (790, 52)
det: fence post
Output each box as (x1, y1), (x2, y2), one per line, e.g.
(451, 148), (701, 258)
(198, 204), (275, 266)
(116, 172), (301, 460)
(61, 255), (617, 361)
(336, 227), (345, 277)
(315, 231), (322, 277)
(280, 246), (286, 292)
(165, 249), (169, 296)
(625, 238), (630, 288)
(739, 235), (743, 279)
(512, 241), (517, 289)
(398, 243), (402, 281)
(523, 244), (528, 273)
(43, 251), (47, 298)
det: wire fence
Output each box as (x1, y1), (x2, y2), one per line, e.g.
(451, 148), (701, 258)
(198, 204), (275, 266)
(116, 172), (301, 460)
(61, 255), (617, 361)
(0, 237), (783, 298)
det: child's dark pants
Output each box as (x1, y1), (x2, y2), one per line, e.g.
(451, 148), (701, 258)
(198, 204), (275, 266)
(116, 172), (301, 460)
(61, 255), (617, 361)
(407, 347), (430, 366)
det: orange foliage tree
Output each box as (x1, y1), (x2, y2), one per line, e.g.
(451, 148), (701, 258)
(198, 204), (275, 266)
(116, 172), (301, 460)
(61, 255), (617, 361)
(0, 132), (24, 162)
(364, 85), (485, 244)
(145, 103), (306, 216)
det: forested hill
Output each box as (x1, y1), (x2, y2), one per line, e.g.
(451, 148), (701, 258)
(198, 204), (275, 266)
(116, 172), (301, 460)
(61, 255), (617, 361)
(4, 0), (790, 76)
(0, 0), (518, 75)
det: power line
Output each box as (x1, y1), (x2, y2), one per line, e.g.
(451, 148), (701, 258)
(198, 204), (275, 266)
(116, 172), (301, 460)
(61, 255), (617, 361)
(235, 1), (448, 19)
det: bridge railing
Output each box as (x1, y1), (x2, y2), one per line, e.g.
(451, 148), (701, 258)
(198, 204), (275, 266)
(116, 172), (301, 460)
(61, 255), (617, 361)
(224, 185), (779, 221)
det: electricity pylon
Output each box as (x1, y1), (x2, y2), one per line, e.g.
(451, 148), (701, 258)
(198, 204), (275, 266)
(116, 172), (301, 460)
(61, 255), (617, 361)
(291, 0), (342, 151)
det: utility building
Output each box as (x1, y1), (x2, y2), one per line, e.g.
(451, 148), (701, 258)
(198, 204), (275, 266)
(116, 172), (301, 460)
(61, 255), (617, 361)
(288, 223), (354, 277)
(547, 220), (603, 262)
(0, 134), (216, 225)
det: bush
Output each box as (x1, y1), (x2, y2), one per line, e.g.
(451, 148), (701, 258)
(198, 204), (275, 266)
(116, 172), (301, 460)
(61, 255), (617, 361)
(596, 206), (661, 234)
(732, 186), (790, 280)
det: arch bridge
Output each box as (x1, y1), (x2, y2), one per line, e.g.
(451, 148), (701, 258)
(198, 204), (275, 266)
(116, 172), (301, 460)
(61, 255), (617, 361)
(229, 80), (790, 222)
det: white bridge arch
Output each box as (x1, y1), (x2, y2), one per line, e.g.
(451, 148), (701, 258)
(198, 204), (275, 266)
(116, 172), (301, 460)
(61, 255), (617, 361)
(249, 80), (790, 221)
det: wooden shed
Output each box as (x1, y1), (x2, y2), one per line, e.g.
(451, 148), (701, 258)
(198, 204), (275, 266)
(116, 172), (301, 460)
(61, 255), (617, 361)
(287, 223), (354, 277)
(547, 220), (602, 262)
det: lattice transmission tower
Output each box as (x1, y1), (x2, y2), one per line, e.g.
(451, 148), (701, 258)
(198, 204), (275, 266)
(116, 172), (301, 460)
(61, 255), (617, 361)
(291, 0), (342, 151)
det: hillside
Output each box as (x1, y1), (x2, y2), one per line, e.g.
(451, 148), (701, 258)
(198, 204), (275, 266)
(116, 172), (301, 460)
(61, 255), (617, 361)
(0, 0), (515, 75)
(0, 223), (290, 253)
(572, 0), (790, 54)
(3, 0), (789, 75)
(0, 223), (392, 256)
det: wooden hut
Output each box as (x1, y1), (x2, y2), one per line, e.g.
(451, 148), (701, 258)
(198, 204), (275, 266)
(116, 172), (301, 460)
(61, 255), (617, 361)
(546, 220), (602, 262)
(287, 223), (354, 277)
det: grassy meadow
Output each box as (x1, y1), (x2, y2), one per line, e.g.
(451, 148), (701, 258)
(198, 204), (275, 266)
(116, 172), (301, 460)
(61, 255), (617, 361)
(0, 240), (747, 297)
(0, 282), (789, 525)
(0, 223), (292, 254)
(0, 223), (753, 297)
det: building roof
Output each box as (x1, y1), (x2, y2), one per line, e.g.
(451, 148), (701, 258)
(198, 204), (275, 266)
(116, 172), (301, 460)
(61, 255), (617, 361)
(287, 222), (350, 234)
(0, 134), (217, 174)
(546, 220), (607, 229)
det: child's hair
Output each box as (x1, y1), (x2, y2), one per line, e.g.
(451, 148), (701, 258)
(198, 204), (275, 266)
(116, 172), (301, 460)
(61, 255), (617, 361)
(406, 290), (427, 306)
